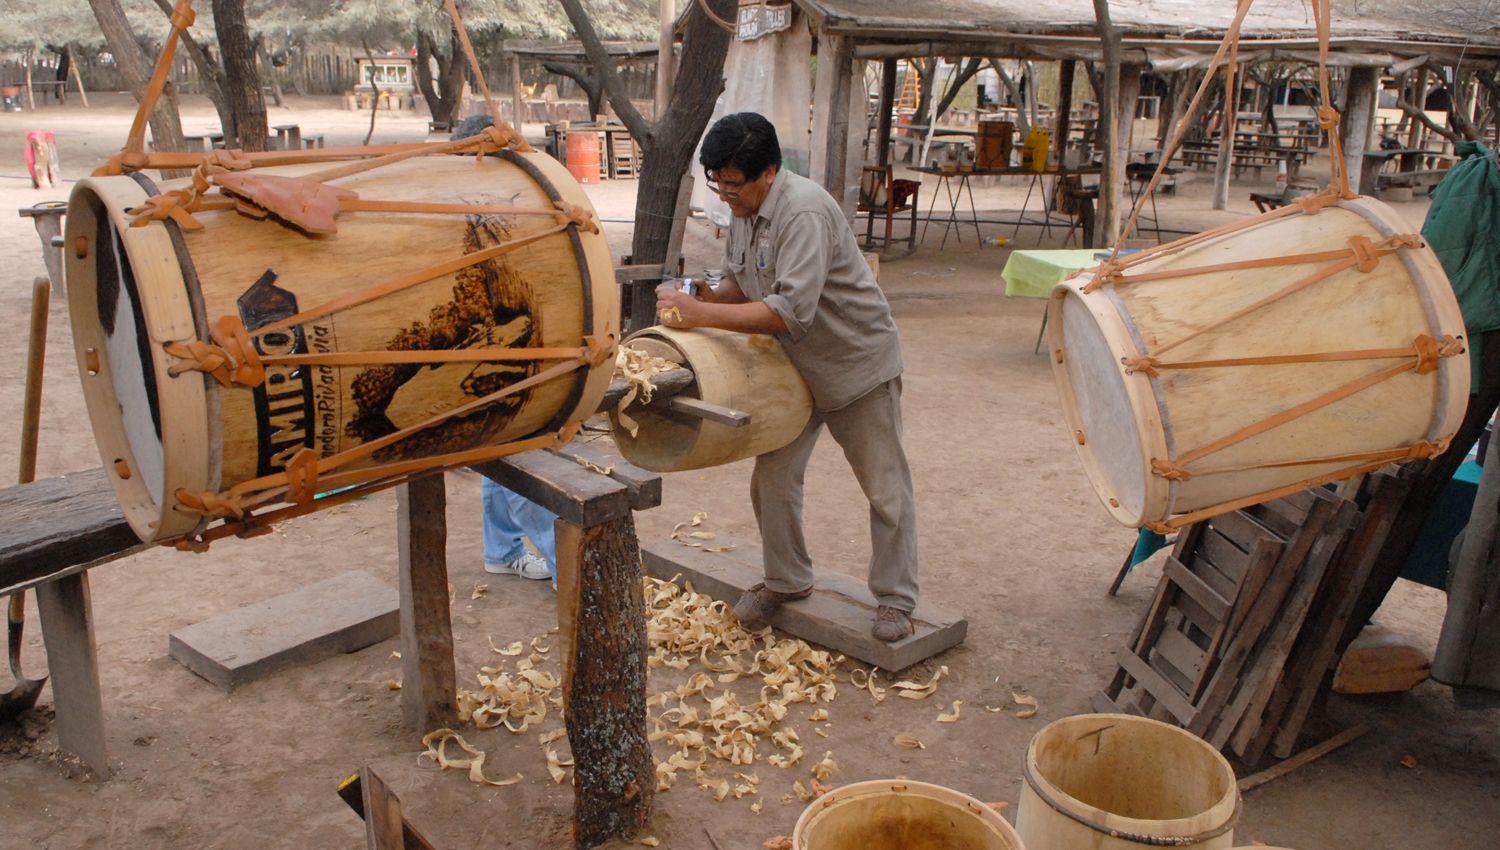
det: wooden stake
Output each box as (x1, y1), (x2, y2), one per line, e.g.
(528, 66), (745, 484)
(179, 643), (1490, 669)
(396, 475), (457, 733)
(1237, 724), (1370, 793)
(19, 280), (48, 486)
(510, 52), (525, 130)
(23, 47), (35, 112)
(68, 46), (90, 108)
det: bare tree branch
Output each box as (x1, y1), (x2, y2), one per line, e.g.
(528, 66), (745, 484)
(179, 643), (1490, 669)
(1398, 96), (1461, 143)
(934, 57), (983, 120)
(557, 0), (653, 141)
(544, 61), (604, 117)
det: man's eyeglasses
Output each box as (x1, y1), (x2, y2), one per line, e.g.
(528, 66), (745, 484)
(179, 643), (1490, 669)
(705, 173), (746, 201)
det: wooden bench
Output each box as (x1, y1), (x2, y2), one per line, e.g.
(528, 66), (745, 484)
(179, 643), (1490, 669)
(302, 133), (326, 149)
(1, 448), (662, 849)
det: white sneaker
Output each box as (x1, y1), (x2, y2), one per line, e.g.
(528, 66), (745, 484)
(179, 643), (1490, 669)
(485, 551), (552, 581)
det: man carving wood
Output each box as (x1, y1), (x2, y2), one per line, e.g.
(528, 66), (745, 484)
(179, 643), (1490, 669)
(655, 112), (920, 642)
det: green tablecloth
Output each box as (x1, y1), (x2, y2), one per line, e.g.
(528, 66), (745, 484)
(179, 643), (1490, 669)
(1001, 248), (1103, 298)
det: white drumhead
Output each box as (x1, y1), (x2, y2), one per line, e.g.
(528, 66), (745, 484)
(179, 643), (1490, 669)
(96, 218), (167, 503)
(1054, 287), (1150, 523)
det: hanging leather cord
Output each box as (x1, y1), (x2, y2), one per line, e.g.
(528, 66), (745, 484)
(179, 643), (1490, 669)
(124, 0), (195, 156)
(442, 0), (533, 152)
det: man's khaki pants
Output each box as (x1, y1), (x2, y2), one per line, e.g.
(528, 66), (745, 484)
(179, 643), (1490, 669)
(750, 377), (919, 612)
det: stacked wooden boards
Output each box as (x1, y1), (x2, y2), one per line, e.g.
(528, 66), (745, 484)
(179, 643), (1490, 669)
(1097, 469), (1412, 765)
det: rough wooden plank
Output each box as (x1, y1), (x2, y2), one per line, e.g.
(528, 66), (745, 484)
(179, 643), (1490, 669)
(598, 367), (695, 412)
(1200, 527), (1251, 582)
(1210, 510), (1278, 551)
(361, 766), (406, 850)
(1155, 627), (1208, 683)
(1117, 649), (1196, 724)
(662, 396), (750, 427)
(0, 469), (145, 596)
(35, 572), (107, 775)
(397, 476), (457, 733)
(552, 443), (662, 512)
(1163, 557), (1231, 622)
(641, 538), (967, 672)
(558, 516), (652, 849)
(168, 571), (399, 691)
(1239, 725), (1370, 793)
(472, 450), (632, 527)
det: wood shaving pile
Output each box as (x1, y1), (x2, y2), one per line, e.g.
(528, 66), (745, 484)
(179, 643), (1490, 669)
(644, 575), (842, 805)
(457, 649), (561, 733)
(614, 346), (679, 437)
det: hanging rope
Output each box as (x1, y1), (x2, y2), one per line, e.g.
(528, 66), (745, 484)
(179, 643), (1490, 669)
(442, 0), (533, 152)
(124, 0), (195, 156)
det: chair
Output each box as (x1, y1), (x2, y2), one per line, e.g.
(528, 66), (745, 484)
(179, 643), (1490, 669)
(857, 165), (919, 256)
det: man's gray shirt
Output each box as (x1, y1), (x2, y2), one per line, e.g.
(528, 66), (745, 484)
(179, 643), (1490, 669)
(723, 169), (904, 411)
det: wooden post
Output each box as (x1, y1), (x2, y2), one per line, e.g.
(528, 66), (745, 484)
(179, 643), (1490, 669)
(1053, 60), (1076, 166)
(557, 516), (652, 849)
(662, 173), (694, 277)
(35, 573), (107, 774)
(876, 58), (897, 168)
(1341, 67), (1380, 195)
(1092, 0), (1124, 247)
(654, 0), (675, 119)
(510, 53), (525, 130)
(1406, 67), (1428, 149)
(1212, 55), (1241, 211)
(360, 766), (407, 850)
(396, 475), (457, 733)
(810, 33), (854, 210)
(67, 46), (90, 108)
(1119, 63), (1144, 156)
(23, 47), (35, 111)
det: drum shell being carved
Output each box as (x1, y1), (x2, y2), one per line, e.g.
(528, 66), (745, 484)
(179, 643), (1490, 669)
(612, 326), (813, 472)
(67, 150), (617, 542)
(1047, 196), (1468, 529)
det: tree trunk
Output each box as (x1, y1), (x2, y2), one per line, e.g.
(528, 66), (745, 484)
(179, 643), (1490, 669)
(415, 28), (468, 127)
(212, 0), (268, 151)
(911, 57), (938, 128)
(86, 0), (185, 153)
(560, 0), (735, 331)
(991, 60), (1031, 136)
(258, 44), (285, 108)
(934, 57), (983, 121)
(1092, 0), (1124, 247)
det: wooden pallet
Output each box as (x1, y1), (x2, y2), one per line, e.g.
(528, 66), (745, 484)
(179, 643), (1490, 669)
(1097, 474), (1411, 765)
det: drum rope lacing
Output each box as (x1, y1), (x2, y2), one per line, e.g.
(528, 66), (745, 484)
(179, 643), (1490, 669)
(105, 0), (616, 550)
(1061, 0), (1465, 532)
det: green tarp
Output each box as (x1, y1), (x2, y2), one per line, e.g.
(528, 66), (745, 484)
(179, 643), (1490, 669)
(1422, 141), (1500, 385)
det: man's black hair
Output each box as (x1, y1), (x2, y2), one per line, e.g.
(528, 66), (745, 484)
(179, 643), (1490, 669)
(699, 112), (782, 181)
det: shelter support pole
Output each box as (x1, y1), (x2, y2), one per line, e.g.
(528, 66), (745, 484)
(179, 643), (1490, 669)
(1119, 63), (1144, 156)
(655, 0), (675, 118)
(877, 58), (897, 168)
(810, 33), (857, 221)
(396, 475), (458, 733)
(1053, 60), (1076, 165)
(1213, 59), (1241, 210)
(510, 53), (525, 129)
(1406, 67), (1428, 149)
(1342, 67), (1379, 195)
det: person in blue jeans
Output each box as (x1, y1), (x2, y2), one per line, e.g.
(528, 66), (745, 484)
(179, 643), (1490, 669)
(482, 478), (556, 584)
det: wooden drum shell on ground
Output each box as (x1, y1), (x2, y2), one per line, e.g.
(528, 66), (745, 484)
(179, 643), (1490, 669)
(1047, 196), (1468, 529)
(611, 327), (812, 472)
(67, 150), (617, 542)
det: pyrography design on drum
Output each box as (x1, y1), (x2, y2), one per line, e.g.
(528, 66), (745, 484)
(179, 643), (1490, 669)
(237, 269), (316, 477)
(345, 212), (539, 461)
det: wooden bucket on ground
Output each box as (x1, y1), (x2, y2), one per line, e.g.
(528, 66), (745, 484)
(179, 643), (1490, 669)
(67, 150), (617, 544)
(794, 780), (1025, 850)
(1048, 194), (1468, 532)
(976, 119), (1014, 170)
(611, 326), (811, 472)
(1017, 714), (1239, 850)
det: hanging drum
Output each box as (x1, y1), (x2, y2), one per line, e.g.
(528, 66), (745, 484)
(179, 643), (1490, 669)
(67, 148), (617, 546)
(1048, 194), (1468, 532)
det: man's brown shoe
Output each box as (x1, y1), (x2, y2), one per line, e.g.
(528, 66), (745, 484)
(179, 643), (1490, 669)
(732, 583), (812, 630)
(873, 606), (914, 642)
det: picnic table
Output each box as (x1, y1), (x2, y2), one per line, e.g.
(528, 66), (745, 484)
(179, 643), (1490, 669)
(1001, 247), (1103, 352)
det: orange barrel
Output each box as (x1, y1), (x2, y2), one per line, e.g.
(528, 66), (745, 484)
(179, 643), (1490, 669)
(976, 119), (1015, 169)
(566, 130), (600, 184)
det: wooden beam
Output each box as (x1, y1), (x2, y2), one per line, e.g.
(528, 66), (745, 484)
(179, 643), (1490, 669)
(396, 475), (457, 733)
(35, 573), (107, 774)
(510, 53), (525, 128)
(471, 450), (633, 527)
(599, 367), (695, 411)
(811, 33), (855, 214)
(663, 396), (750, 427)
(1342, 66), (1380, 194)
(361, 766), (407, 850)
(0, 469), (144, 598)
(1238, 725), (1370, 793)
(876, 58), (897, 168)
(1053, 60), (1077, 165)
(557, 516), (653, 848)
(1213, 59), (1241, 211)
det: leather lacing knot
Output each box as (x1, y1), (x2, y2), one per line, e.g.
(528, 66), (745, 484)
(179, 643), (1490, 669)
(1348, 235), (1380, 273)
(1317, 105), (1342, 130)
(164, 315), (266, 388)
(1122, 355), (1161, 377)
(285, 448), (322, 504)
(583, 333), (619, 368)
(555, 202), (600, 234)
(168, 0), (195, 29)
(1151, 458), (1192, 482)
(174, 488), (246, 520)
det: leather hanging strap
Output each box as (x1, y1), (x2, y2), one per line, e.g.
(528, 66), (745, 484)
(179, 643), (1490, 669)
(123, 0), (195, 157)
(164, 315), (266, 388)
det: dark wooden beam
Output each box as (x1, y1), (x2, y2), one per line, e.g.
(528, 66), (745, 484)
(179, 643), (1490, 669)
(396, 475), (457, 733)
(877, 58), (897, 167)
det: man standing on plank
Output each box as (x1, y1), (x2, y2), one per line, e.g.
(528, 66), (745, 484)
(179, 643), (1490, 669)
(655, 112), (919, 642)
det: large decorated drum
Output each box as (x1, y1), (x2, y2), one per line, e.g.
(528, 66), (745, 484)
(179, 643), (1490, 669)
(67, 148), (617, 545)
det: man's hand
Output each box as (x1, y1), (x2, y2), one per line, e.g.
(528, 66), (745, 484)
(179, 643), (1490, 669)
(656, 286), (708, 328)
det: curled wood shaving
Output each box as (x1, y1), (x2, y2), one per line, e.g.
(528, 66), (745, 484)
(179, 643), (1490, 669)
(670, 512), (735, 553)
(614, 346), (679, 437)
(639, 838), (661, 847)
(849, 667), (888, 702)
(538, 728), (567, 745)
(764, 838), (793, 850)
(893, 734), (925, 750)
(490, 637), (524, 656)
(810, 709), (829, 722)
(936, 700), (963, 723)
(568, 454), (616, 476)
(811, 778), (832, 798)
(811, 751), (838, 781)
(659, 306), (683, 325)
(893, 665), (948, 700)
(792, 779), (814, 802)
(471, 584), (488, 599)
(751, 799), (763, 814)
(983, 705), (1004, 713)
(531, 637), (550, 654)
(385, 679), (402, 691)
(546, 747), (574, 784)
(419, 728), (522, 787)
(1012, 692), (1038, 719)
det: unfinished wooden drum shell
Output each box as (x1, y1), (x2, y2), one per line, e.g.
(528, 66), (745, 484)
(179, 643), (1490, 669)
(611, 326), (812, 472)
(67, 150), (617, 543)
(1048, 195), (1468, 531)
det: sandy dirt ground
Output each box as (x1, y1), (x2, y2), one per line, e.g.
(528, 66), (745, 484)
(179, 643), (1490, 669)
(0, 94), (1495, 849)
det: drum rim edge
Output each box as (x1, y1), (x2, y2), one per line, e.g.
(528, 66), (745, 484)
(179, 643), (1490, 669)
(1047, 278), (1169, 527)
(66, 176), (211, 543)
